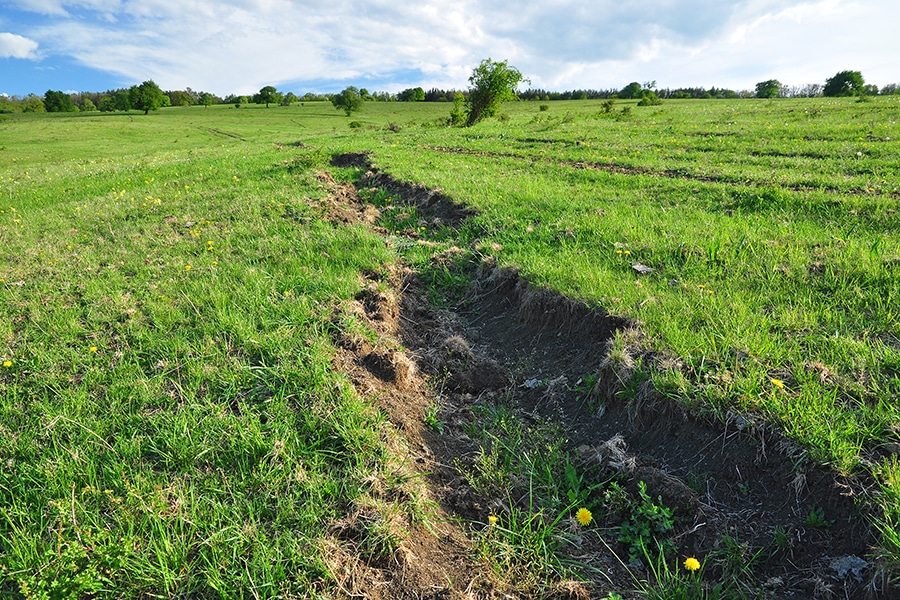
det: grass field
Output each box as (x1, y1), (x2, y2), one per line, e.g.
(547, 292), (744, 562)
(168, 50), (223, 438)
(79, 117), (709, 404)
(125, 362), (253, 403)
(1, 97), (898, 597)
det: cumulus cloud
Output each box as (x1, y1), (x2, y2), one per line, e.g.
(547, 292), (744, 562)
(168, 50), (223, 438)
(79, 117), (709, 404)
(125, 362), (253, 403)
(4, 0), (898, 94)
(0, 32), (39, 59)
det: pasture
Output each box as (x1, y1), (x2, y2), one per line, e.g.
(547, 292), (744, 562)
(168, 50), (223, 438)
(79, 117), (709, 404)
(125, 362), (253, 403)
(1, 97), (898, 597)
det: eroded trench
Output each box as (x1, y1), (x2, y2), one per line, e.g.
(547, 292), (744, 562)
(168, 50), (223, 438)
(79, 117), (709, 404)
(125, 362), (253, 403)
(320, 152), (880, 599)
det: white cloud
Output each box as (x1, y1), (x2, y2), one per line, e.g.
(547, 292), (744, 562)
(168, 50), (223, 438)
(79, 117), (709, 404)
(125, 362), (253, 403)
(5, 0), (898, 94)
(0, 32), (39, 59)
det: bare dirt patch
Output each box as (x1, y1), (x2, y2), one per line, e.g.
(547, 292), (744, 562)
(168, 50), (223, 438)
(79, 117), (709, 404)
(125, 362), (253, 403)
(319, 152), (885, 598)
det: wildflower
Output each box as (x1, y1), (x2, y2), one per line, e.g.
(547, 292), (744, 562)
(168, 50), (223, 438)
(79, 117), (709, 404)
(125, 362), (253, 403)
(184, 265), (192, 270)
(2, 360), (11, 368)
(89, 346), (98, 353)
(770, 378), (784, 389)
(684, 557), (701, 571)
(488, 515), (498, 525)
(576, 507), (593, 526)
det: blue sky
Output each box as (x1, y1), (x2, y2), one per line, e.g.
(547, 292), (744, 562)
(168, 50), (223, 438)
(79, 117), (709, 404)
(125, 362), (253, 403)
(1, 0), (897, 97)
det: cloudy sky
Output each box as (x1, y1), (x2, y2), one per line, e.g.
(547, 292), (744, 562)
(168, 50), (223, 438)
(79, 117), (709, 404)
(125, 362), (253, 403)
(0, 0), (896, 97)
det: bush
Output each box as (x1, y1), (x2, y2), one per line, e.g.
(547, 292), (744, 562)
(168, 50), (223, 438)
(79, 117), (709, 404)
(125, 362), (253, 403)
(539, 104), (549, 112)
(449, 92), (466, 126)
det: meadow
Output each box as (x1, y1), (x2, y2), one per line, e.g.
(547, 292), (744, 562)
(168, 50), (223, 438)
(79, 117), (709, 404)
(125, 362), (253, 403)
(0, 97), (898, 598)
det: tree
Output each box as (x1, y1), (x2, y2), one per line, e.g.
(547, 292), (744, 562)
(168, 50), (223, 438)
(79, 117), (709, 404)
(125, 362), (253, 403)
(110, 89), (132, 111)
(44, 89), (75, 112)
(254, 85), (282, 107)
(282, 92), (298, 106)
(199, 92), (215, 107)
(464, 58), (527, 126)
(22, 94), (45, 113)
(619, 82), (643, 99)
(755, 79), (781, 99)
(331, 86), (363, 116)
(167, 90), (193, 106)
(823, 70), (865, 97)
(129, 80), (166, 114)
(80, 97), (97, 112)
(398, 87), (425, 102)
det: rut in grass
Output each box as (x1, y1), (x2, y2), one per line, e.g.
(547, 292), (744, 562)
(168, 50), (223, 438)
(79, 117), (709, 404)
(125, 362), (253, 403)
(321, 152), (886, 598)
(418, 144), (900, 199)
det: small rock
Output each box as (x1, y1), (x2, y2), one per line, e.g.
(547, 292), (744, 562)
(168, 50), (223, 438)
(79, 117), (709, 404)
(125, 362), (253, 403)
(829, 555), (868, 582)
(632, 263), (653, 275)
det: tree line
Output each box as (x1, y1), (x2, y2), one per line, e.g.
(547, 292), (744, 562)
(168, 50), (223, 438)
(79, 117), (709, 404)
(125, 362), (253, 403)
(2, 69), (896, 115)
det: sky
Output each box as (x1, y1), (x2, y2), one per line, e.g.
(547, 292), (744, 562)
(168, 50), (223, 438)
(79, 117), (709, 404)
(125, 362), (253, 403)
(0, 0), (897, 98)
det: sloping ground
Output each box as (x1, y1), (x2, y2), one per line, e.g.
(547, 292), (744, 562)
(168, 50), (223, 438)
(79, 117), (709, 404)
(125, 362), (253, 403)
(321, 153), (886, 598)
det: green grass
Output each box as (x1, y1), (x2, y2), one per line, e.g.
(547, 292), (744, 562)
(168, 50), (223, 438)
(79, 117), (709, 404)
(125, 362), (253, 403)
(2, 97), (899, 594)
(353, 97), (899, 470)
(0, 111), (417, 595)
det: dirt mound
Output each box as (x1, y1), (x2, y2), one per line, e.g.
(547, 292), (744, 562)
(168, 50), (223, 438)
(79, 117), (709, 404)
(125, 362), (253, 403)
(320, 153), (885, 598)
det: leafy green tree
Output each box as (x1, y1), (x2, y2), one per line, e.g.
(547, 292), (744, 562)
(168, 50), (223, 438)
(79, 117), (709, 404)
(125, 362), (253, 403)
(619, 82), (643, 99)
(167, 90), (193, 106)
(129, 80), (166, 114)
(199, 92), (215, 107)
(80, 97), (97, 112)
(755, 79), (781, 98)
(43, 90), (75, 112)
(331, 86), (364, 116)
(110, 89), (132, 111)
(22, 94), (45, 113)
(254, 85), (282, 107)
(464, 58), (527, 126)
(99, 97), (116, 112)
(398, 87), (425, 102)
(823, 70), (865, 97)
(282, 92), (298, 106)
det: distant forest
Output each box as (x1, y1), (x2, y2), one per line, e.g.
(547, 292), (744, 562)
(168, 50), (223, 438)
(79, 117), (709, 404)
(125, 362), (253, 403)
(4, 72), (898, 114)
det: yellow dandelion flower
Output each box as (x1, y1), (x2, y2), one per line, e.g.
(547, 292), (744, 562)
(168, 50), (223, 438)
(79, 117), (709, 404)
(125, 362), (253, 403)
(184, 265), (192, 270)
(684, 557), (701, 571)
(89, 346), (98, 353)
(2, 360), (11, 368)
(576, 507), (593, 526)
(488, 515), (498, 525)
(770, 378), (784, 389)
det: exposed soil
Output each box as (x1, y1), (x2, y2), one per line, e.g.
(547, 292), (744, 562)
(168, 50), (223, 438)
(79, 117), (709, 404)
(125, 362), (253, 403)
(318, 152), (888, 598)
